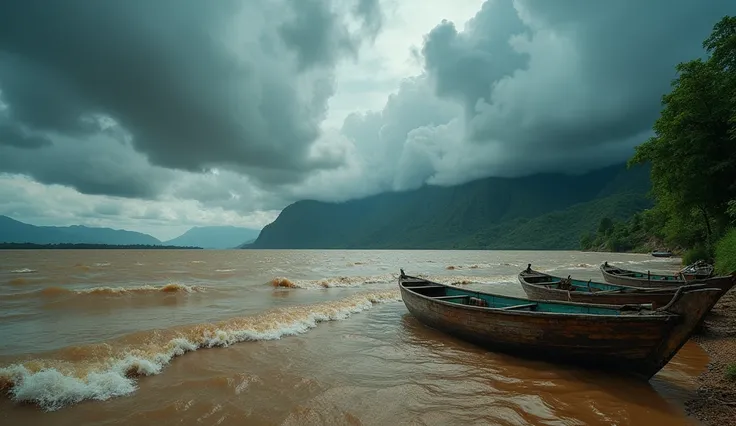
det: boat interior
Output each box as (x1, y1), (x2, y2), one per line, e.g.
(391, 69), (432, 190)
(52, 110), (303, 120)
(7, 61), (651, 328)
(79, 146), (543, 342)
(521, 272), (633, 293)
(400, 277), (641, 316)
(603, 264), (679, 281)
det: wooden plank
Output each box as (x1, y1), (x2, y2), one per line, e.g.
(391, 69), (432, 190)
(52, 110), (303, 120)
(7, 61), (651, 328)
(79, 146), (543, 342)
(433, 295), (470, 300)
(403, 285), (445, 290)
(499, 303), (538, 311)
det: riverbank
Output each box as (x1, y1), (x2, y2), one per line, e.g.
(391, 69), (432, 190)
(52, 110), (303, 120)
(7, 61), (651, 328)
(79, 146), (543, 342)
(685, 286), (736, 425)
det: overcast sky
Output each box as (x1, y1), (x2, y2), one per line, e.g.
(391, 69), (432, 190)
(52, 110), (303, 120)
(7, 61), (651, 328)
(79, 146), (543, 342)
(0, 0), (732, 240)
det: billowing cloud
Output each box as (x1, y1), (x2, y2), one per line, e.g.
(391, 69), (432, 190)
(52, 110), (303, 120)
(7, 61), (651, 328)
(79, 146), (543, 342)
(0, 0), (732, 234)
(0, 0), (381, 184)
(316, 0), (734, 195)
(0, 174), (279, 240)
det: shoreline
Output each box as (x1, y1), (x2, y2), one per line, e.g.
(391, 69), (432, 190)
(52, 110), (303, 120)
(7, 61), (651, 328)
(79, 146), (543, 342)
(685, 286), (736, 425)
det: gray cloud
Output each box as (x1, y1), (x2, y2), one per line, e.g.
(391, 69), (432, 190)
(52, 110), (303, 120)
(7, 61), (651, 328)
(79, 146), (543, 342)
(421, 0), (528, 112)
(0, 123), (52, 149)
(0, 0), (733, 232)
(0, 133), (174, 199)
(324, 0), (735, 197)
(452, 0), (731, 149)
(0, 0), (381, 186)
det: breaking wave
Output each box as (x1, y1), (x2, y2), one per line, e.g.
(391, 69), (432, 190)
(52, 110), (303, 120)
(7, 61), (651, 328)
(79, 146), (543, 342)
(0, 290), (400, 411)
(268, 273), (518, 289)
(269, 274), (396, 289)
(10, 268), (37, 274)
(423, 274), (519, 286)
(9, 283), (203, 299)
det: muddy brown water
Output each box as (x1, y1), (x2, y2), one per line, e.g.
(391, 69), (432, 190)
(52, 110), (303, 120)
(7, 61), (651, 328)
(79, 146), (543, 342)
(0, 250), (707, 425)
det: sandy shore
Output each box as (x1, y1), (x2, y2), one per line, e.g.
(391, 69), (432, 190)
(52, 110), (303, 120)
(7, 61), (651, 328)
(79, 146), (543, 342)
(685, 286), (736, 425)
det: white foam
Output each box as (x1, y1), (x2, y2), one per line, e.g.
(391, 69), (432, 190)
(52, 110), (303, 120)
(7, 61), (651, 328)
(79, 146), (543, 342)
(0, 291), (400, 411)
(10, 268), (37, 274)
(275, 274), (396, 289)
(2, 365), (137, 412)
(75, 283), (203, 294)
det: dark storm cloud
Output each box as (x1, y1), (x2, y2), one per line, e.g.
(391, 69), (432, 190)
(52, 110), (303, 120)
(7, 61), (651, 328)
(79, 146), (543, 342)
(333, 0), (736, 196)
(422, 0), (734, 150)
(421, 0), (528, 111)
(0, 0), (382, 186)
(0, 123), (52, 149)
(0, 134), (173, 199)
(280, 0), (382, 70)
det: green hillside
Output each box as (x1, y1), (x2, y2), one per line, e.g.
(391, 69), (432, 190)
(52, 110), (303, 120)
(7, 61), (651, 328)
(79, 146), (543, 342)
(0, 215), (162, 245)
(247, 164), (651, 250)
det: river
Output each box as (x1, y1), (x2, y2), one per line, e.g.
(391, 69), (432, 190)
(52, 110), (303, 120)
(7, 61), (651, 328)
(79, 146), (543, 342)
(0, 249), (706, 425)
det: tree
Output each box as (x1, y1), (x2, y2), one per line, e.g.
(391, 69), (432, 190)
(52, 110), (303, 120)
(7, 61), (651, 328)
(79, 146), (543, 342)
(629, 15), (736, 250)
(598, 217), (614, 236)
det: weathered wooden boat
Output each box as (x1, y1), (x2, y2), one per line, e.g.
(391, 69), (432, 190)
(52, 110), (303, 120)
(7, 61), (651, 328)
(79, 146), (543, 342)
(680, 260), (716, 280)
(399, 269), (730, 380)
(600, 261), (715, 287)
(519, 265), (684, 309)
(652, 251), (673, 258)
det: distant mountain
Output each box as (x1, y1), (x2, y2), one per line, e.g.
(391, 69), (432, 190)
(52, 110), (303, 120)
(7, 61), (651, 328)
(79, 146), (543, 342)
(164, 226), (261, 249)
(246, 164), (652, 250)
(0, 216), (162, 245)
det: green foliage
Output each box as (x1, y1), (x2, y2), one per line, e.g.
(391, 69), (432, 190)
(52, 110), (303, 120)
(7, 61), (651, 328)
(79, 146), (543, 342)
(629, 16), (736, 249)
(714, 228), (736, 275)
(461, 193), (652, 250)
(726, 363), (736, 381)
(598, 218), (614, 236)
(579, 210), (658, 253)
(683, 244), (712, 265)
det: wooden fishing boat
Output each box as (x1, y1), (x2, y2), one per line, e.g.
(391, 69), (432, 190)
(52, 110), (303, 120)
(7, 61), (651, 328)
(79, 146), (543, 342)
(651, 251), (673, 258)
(519, 264), (733, 308)
(680, 260), (716, 280)
(519, 265), (683, 309)
(600, 261), (715, 287)
(398, 269), (730, 380)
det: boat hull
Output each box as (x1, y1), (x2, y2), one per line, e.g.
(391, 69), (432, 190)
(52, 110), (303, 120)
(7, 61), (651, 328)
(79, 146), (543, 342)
(519, 278), (677, 309)
(401, 286), (669, 379)
(399, 270), (730, 380)
(600, 263), (687, 288)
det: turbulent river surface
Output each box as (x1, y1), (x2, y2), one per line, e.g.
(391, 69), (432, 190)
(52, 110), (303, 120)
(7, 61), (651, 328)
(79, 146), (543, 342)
(0, 249), (707, 425)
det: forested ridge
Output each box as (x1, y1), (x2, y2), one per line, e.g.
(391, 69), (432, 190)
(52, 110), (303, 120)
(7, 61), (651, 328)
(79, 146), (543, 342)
(247, 164), (651, 250)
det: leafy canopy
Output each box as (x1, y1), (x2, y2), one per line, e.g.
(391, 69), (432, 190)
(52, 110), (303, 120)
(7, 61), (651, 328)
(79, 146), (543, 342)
(629, 16), (736, 246)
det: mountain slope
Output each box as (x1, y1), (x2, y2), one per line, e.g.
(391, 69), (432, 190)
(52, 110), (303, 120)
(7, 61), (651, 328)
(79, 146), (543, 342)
(248, 164), (651, 249)
(164, 226), (261, 249)
(0, 216), (161, 245)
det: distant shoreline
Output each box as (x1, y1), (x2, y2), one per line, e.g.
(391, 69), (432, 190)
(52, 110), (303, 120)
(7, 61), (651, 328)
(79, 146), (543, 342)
(0, 243), (202, 250)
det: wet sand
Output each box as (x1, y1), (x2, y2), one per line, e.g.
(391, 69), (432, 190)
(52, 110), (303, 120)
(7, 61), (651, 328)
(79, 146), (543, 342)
(686, 285), (736, 425)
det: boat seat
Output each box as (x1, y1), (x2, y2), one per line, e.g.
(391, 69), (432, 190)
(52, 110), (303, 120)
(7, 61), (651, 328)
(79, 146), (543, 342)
(523, 274), (550, 279)
(499, 303), (538, 311)
(469, 297), (488, 307)
(403, 285), (445, 290)
(433, 295), (470, 300)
